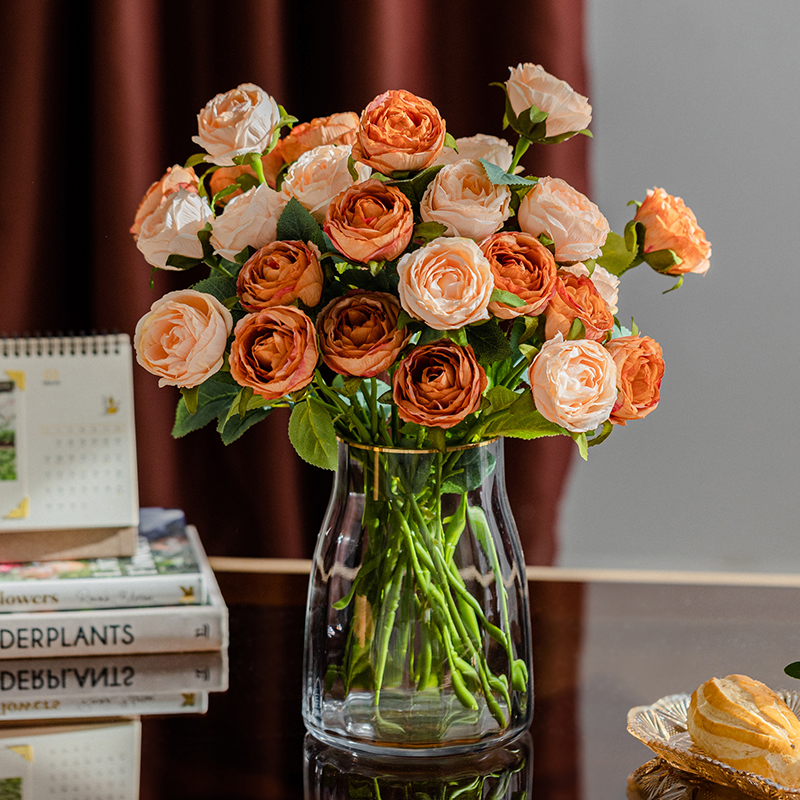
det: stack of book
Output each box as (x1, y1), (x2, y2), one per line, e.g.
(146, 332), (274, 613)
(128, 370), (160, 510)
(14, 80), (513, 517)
(0, 508), (229, 721)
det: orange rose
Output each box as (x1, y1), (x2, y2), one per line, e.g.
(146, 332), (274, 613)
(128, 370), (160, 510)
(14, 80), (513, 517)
(605, 336), (664, 425)
(131, 165), (199, 238)
(317, 291), (410, 377)
(281, 112), (359, 164)
(324, 179), (414, 263)
(634, 188), (711, 275)
(545, 270), (614, 341)
(392, 340), (487, 429)
(237, 240), (323, 311)
(229, 306), (318, 399)
(351, 90), (446, 175)
(134, 289), (233, 388)
(481, 231), (558, 318)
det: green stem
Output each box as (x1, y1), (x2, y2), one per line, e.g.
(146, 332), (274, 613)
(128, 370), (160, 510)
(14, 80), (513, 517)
(508, 136), (532, 174)
(250, 155), (267, 185)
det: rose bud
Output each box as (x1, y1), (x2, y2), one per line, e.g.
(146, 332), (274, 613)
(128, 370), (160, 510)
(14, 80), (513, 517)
(481, 231), (558, 318)
(392, 340), (487, 429)
(529, 335), (617, 433)
(131, 165), (200, 238)
(560, 263), (619, 315)
(281, 112), (359, 164)
(229, 306), (318, 400)
(545, 270), (615, 341)
(420, 160), (511, 241)
(397, 237), (493, 330)
(192, 83), (281, 166)
(237, 240), (323, 311)
(351, 89), (446, 175)
(605, 335), (665, 425)
(134, 289), (233, 388)
(324, 179), (414, 263)
(317, 291), (410, 377)
(505, 63), (592, 139)
(634, 187), (711, 275)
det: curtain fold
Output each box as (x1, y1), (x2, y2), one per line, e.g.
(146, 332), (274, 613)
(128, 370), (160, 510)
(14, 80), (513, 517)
(0, 0), (588, 563)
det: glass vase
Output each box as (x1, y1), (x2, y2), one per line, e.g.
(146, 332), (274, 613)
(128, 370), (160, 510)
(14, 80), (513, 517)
(302, 437), (533, 755)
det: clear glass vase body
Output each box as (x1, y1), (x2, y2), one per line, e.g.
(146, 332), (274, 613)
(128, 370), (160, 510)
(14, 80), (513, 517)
(302, 438), (533, 756)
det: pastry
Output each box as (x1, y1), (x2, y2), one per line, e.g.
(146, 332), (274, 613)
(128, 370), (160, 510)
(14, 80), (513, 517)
(687, 673), (800, 787)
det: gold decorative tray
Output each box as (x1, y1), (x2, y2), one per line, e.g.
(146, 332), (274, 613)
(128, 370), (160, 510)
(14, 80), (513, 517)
(626, 693), (800, 800)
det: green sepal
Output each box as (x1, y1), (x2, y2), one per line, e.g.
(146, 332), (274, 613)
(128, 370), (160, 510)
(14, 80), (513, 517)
(644, 248), (682, 273)
(211, 183), (241, 208)
(510, 316), (540, 355)
(490, 287), (526, 308)
(180, 386), (199, 415)
(571, 431), (589, 461)
(164, 254), (203, 271)
(334, 376), (363, 398)
(387, 164), (444, 205)
(662, 276), (684, 294)
(172, 380), (241, 438)
(276, 197), (327, 253)
(377, 389), (393, 405)
(288, 397), (338, 470)
(443, 328), (469, 347)
(624, 219), (646, 258)
(631, 317), (639, 337)
(347, 155), (360, 182)
(425, 426), (447, 453)
(184, 153), (208, 169)
(479, 159), (538, 188)
(596, 231), (636, 277)
(412, 221), (448, 245)
(443, 132), (459, 153)
(566, 317), (587, 341)
(466, 320), (513, 365)
(587, 420), (614, 448)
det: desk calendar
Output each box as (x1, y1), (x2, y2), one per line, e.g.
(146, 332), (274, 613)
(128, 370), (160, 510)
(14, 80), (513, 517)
(0, 335), (139, 558)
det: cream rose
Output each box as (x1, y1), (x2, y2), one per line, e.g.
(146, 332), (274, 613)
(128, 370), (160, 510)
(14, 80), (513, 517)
(518, 176), (609, 263)
(192, 83), (281, 166)
(529, 335), (617, 433)
(281, 112), (359, 164)
(210, 183), (285, 261)
(561, 263), (620, 315)
(136, 188), (214, 270)
(634, 187), (711, 275)
(134, 289), (233, 388)
(420, 160), (511, 240)
(434, 134), (514, 172)
(506, 63), (592, 138)
(131, 165), (200, 238)
(397, 237), (494, 330)
(280, 144), (370, 223)
(351, 90), (446, 175)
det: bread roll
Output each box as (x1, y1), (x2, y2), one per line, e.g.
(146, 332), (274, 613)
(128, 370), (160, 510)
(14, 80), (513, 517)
(687, 674), (800, 787)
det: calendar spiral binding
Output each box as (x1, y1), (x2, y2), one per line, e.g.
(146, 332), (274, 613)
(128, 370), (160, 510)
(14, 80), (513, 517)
(0, 333), (128, 358)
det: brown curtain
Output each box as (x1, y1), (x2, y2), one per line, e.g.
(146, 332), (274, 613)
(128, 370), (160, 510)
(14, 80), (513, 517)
(0, 0), (588, 563)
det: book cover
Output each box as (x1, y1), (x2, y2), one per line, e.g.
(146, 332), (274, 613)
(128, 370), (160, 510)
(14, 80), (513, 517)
(0, 510), (209, 612)
(0, 551), (228, 659)
(0, 691), (208, 721)
(0, 649), (228, 698)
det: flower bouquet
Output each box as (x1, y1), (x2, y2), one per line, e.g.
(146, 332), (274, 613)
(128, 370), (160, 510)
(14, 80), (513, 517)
(132, 64), (710, 753)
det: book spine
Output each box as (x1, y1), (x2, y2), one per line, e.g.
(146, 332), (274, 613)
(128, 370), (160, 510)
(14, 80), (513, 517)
(0, 572), (208, 613)
(0, 603), (227, 659)
(0, 650), (228, 697)
(0, 691), (208, 720)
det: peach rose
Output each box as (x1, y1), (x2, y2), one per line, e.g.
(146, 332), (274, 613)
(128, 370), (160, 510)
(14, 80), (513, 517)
(545, 270), (615, 341)
(317, 291), (410, 377)
(351, 90), (446, 175)
(420, 159), (511, 241)
(561, 263), (620, 315)
(192, 83), (281, 166)
(280, 144), (370, 223)
(605, 335), (665, 425)
(505, 63), (592, 138)
(136, 188), (214, 270)
(237, 240), (323, 311)
(392, 340), (487, 428)
(210, 183), (285, 261)
(131, 165), (199, 238)
(324, 179), (413, 263)
(434, 134), (514, 172)
(634, 187), (711, 275)
(397, 237), (494, 330)
(529, 335), (617, 433)
(518, 177), (609, 263)
(481, 231), (558, 318)
(134, 289), (233, 388)
(229, 306), (318, 399)
(281, 112), (359, 164)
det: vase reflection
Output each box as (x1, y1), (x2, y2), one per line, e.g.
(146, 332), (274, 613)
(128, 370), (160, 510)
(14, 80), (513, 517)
(304, 731), (532, 799)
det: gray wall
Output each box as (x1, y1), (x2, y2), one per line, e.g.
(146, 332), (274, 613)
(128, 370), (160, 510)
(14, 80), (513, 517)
(558, 0), (800, 572)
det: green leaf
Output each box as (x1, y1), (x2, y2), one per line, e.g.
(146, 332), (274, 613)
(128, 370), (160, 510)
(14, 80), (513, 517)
(417, 326), (446, 347)
(172, 380), (241, 438)
(219, 406), (272, 445)
(483, 402), (564, 439)
(387, 164), (444, 205)
(164, 254), (203, 271)
(624, 219), (645, 257)
(479, 159), (538, 188)
(288, 397), (338, 470)
(444, 132), (459, 153)
(238, 386), (254, 418)
(211, 183), (241, 207)
(441, 448), (496, 493)
(412, 221), (448, 244)
(596, 231), (635, 277)
(489, 287), (526, 308)
(276, 197), (327, 252)
(484, 386), (520, 413)
(566, 317), (586, 341)
(785, 662), (800, 680)
(191, 274), (238, 305)
(184, 153), (208, 169)
(466, 321), (513, 365)
(396, 309), (417, 330)
(510, 316), (540, 354)
(180, 386), (199, 415)
(425, 426), (447, 452)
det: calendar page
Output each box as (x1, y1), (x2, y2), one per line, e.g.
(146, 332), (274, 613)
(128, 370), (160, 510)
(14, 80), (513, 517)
(0, 335), (139, 534)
